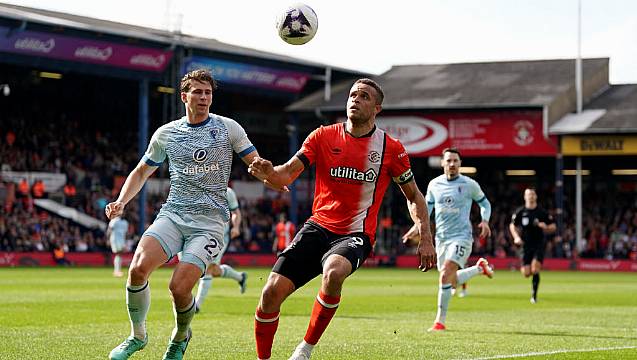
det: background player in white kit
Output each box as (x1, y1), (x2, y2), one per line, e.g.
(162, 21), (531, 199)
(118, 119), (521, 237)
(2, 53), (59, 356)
(404, 147), (494, 332)
(107, 215), (129, 277)
(105, 69), (262, 360)
(194, 186), (247, 313)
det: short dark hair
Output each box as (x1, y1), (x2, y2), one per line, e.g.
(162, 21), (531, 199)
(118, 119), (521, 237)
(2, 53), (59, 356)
(354, 78), (384, 105)
(442, 147), (461, 159)
(180, 69), (217, 93)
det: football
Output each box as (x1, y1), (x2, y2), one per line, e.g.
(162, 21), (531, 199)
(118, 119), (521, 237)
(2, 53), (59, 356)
(276, 3), (318, 45)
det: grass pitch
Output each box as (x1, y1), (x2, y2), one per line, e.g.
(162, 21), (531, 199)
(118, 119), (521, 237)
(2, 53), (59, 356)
(0, 266), (636, 359)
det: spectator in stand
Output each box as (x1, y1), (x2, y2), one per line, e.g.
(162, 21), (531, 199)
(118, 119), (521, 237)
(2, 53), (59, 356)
(52, 243), (71, 266)
(17, 178), (29, 199)
(31, 180), (46, 199)
(63, 182), (77, 207)
(5, 130), (15, 147)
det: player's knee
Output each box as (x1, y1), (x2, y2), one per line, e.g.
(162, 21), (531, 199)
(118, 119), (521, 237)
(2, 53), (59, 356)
(260, 284), (285, 311)
(322, 267), (347, 287)
(439, 268), (455, 284)
(168, 279), (191, 300)
(128, 262), (151, 284)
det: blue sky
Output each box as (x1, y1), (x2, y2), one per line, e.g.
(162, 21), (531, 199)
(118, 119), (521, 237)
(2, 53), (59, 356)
(4, 0), (637, 83)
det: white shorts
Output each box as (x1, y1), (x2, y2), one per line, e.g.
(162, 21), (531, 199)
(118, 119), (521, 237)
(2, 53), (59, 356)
(144, 210), (225, 274)
(210, 224), (231, 265)
(110, 237), (125, 253)
(436, 239), (472, 271)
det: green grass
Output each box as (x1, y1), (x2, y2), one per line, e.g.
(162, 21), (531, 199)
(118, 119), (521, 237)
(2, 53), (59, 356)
(1, 267), (636, 359)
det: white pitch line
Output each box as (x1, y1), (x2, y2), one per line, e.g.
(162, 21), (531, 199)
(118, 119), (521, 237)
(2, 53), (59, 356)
(462, 345), (637, 360)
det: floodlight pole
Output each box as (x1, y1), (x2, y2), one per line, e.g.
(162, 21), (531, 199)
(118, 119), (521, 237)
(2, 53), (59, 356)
(575, 0), (583, 256)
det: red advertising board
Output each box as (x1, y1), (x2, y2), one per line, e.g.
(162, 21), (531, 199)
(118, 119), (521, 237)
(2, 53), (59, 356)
(375, 110), (557, 157)
(2, 253), (635, 272)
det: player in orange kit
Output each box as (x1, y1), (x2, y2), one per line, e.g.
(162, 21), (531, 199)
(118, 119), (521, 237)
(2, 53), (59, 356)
(249, 78), (437, 360)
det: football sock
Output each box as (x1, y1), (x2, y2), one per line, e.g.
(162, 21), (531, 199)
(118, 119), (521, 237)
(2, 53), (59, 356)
(220, 264), (243, 281)
(532, 273), (540, 299)
(171, 298), (196, 342)
(304, 291), (340, 345)
(255, 307), (280, 360)
(195, 275), (213, 308)
(435, 283), (453, 324)
(126, 281), (150, 340)
(456, 265), (481, 285)
(113, 255), (121, 273)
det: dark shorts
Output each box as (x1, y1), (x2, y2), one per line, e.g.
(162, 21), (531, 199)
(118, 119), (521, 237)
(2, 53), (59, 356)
(522, 241), (546, 265)
(272, 221), (372, 289)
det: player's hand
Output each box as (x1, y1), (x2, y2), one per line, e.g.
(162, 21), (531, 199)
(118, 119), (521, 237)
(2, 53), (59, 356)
(249, 157), (289, 192)
(248, 157), (274, 180)
(105, 201), (124, 220)
(478, 221), (491, 239)
(401, 224), (420, 246)
(417, 233), (436, 272)
(230, 227), (240, 239)
(263, 179), (289, 192)
(537, 221), (547, 230)
(513, 236), (523, 246)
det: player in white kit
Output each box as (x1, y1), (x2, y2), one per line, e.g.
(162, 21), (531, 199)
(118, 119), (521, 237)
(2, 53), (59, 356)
(107, 215), (129, 277)
(106, 69), (261, 360)
(403, 148), (494, 332)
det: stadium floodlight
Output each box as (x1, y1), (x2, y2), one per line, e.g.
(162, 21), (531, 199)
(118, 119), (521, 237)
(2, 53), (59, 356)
(0, 84), (9, 96)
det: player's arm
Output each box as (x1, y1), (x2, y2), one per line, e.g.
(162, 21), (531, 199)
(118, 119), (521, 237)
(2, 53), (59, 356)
(230, 207), (242, 239)
(471, 181), (491, 239)
(105, 161), (157, 219)
(476, 196), (492, 239)
(509, 211), (523, 245)
(249, 155), (305, 190)
(537, 212), (556, 234)
(398, 180), (436, 272)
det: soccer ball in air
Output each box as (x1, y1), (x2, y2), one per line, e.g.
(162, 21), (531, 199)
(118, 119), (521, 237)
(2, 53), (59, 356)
(276, 3), (318, 45)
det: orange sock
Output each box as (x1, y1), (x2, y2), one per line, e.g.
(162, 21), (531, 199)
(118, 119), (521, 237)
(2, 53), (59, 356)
(303, 291), (340, 345)
(255, 307), (279, 360)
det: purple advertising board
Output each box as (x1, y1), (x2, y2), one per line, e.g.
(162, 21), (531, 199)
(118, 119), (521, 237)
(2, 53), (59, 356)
(0, 26), (172, 72)
(184, 56), (310, 93)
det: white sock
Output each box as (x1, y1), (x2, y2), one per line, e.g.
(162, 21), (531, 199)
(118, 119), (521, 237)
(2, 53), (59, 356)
(195, 275), (213, 308)
(172, 298), (196, 342)
(114, 255), (121, 273)
(126, 282), (150, 340)
(435, 284), (453, 324)
(456, 265), (481, 285)
(220, 264), (243, 281)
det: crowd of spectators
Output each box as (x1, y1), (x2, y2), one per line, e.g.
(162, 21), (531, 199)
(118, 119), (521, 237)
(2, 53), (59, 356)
(1, 115), (636, 261)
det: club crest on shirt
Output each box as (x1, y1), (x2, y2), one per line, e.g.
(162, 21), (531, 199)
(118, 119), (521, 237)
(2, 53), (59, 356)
(210, 129), (219, 139)
(368, 151), (381, 163)
(443, 195), (455, 206)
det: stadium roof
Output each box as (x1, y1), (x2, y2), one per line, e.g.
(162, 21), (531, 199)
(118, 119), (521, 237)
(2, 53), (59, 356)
(550, 84), (637, 134)
(287, 58), (609, 112)
(0, 3), (365, 74)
